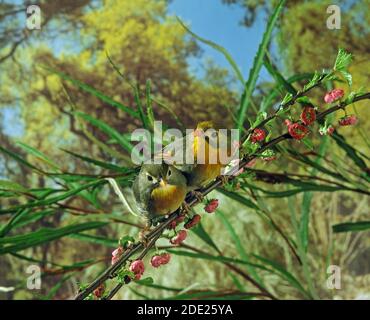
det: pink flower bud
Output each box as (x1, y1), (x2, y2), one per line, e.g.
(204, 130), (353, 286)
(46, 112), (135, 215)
(150, 255), (163, 268)
(170, 230), (187, 245)
(160, 253), (171, 265)
(129, 260), (145, 277)
(93, 284), (105, 298)
(111, 246), (124, 265)
(184, 214), (201, 229)
(168, 215), (185, 230)
(168, 221), (177, 230)
(338, 115), (357, 126)
(111, 255), (120, 265)
(327, 126), (335, 135)
(112, 247), (123, 257)
(250, 128), (266, 143)
(150, 252), (171, 268)
(300, 107), (316, 126)
(204, 199), (219, 213)
(134, 273), (142, 280)
(324, 89), (344, 103)
(288, 123), (309, 140)
(319, 125), (335, 136)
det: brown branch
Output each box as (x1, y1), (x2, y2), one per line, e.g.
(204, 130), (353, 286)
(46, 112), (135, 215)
(0, 35), (26, 64)
(74, 92), (370, 301)
(241, 73), (327, 141)
(106, 241), (276, 300)
(0, 8), (27, 20)
(104, 282), (123, 300)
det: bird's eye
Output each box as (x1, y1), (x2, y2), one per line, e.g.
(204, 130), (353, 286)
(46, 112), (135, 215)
(147, 175), (153, 181)
(167, 169), (172, 177)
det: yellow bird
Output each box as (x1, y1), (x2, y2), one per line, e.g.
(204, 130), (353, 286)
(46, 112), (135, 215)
(133, 164), (187, 225)
(187, 121), (226, 189)
(167, 121), (228, 191)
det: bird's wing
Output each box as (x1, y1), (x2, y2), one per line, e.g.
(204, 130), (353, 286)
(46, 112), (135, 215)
(132, 176), (152, 217)
(153, 133), (197, 173)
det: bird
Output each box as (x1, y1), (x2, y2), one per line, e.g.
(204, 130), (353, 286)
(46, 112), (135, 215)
(132, 163), (188, 226)
(187, 121), (227, 190)
(164, 121), (228, 193)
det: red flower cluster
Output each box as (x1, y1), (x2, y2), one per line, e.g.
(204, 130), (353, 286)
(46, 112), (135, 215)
(338, 115), (357, 126)
(204, 199), (219, 213)
(93, 284), (105, 298)
(324, 89), (344, 103)
(170, 230), (187, 245)
(150, 253), (171, 268)
(129, 260), (145, 280)
(168, 215), (185, 230)
(300, 107), (316, 126)
(111, 246), (124, 265)
(184, 214), (201, 229)
(287, 123), (309, 140)
(250, 128), (266, 143)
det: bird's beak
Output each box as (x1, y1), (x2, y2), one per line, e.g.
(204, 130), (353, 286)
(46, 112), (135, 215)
(159, 178), (167, 187)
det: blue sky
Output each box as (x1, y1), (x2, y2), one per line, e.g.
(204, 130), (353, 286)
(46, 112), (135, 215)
(1, 1), (269, 138)
(169, 0), (270, 83)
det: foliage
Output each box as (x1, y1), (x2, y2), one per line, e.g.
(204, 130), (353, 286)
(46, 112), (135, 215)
(0, 0), (369, 300)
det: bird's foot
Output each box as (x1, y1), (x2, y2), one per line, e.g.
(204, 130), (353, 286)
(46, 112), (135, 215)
(190, 190), (204, 202)
(219, 175), (230, 186)
(139, 221), (152, 247)
(139, 230), (150, 247)
(181, 201), (192, 214)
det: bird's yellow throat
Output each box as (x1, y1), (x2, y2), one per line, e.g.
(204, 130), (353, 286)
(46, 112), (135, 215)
(151, 183), (186, 215)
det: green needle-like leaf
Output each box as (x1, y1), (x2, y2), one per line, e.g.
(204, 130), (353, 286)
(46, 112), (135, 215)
(332, 221), (370, 233)
(177, 17), (245, 86)
(237, 0), (286, 129)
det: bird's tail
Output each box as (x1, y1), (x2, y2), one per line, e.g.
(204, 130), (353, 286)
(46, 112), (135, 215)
(105, 178), (140, 217)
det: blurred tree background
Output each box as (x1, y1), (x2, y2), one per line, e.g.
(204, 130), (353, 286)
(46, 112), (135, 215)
(0, 0), (369, 299)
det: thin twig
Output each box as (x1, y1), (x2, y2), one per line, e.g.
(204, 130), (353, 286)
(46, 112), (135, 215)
(241, 74), (327, 142)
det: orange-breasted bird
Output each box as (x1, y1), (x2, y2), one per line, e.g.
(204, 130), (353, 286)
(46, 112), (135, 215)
(133, 163), (187, 225)
(164, 121), (228, 191)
